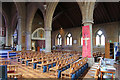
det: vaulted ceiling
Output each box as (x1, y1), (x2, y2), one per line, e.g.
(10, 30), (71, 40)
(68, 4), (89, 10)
(2, 2), (120, 31)
(52, 2), (120, 30)
(52, 2), (82, 30)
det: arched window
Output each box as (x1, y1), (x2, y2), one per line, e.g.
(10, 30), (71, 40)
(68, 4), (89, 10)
(80, 33), (83, 46)
(81, 37), (83, 46)
(96, 30), (105, 46)
(57, 34), (62, 45)
(66, 33), (72, 45)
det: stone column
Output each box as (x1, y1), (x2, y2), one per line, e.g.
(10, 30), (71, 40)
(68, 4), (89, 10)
(5, 27), (9, 46)
(17, 16), (22, 50)
(83, 20), (93, 56)
(17, 17), (21, 46)
(6, 26), (12, 46)
(78, 2), (95, 67)
(83, 20), (94, 67)
(0, 27), (2, 36)
(45, 28), (52, 52)
(10, 34), (13, 47)
(0, 13), (2, 46)
(6, 26), (11, 46)
(26, 32), (31, 50)
(83, 22), (94, 67)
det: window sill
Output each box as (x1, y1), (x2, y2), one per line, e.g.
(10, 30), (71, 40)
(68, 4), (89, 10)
(63, 45), (72, 47)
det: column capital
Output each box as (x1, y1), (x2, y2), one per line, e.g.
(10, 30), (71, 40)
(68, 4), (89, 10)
(26, 31), (31, 35)
(45, 27), (52, 31)
(82, 19), (94, 24)
(17, 16), (22, 20)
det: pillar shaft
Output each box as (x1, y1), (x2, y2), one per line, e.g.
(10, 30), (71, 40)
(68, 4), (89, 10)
(5, 28), (8, 46)
(45, 29), (51, 52)
(78, 2), (95, 67)
(0, 27), (2, 36)
(17, 17), (22, 47)
(83, 21), (93, 58)
(6, 26), (13, 46)
(6, 27), (11, 46)
(26, 32), (31, 50)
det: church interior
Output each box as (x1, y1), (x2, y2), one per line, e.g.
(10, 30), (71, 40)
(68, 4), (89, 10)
(0, 1), (120, 80)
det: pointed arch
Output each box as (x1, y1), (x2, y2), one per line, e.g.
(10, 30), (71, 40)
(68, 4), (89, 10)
(26, 3), (45, 50)
(65, 32), (72, 46)
(32, 28), (45, 40)
(27, 3), (45, 33)
(55, 33), (62, 46)
(1, 9), (9, 28)
(95, 29), (105, 46)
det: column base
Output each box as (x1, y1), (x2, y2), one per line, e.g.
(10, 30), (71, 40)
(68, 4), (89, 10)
(87, 58), (94, 67)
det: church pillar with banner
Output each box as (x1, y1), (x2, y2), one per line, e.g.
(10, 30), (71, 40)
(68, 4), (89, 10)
(82, 20), (94, 67)
(82, 21), (93, 57)
(78, 1), (96, 67)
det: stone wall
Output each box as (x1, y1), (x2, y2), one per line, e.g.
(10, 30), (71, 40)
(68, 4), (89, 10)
(52, 21), (120, 52)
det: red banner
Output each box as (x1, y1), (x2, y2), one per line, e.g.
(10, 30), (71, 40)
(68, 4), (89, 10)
(82, 25), (91, 58)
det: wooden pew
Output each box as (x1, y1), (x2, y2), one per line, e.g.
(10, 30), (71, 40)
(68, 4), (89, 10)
(7, 65), (22, 79)
(18, 50), (38, 65)
(18, 50), (81, 71)
(61, 57), (88, 79)
(49, 54), (80, 78)
(36, 52), (70, 71)
(8, 51), (21, 59)
(0, 59), (10, 65)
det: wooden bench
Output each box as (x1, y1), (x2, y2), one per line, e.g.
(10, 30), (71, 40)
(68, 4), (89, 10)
(61, 57), (88, 79)
(83, 59), (101, 79)
(18, 51), (42, 65)
(36, 53), (71, 71)
(8, 51), (21, 59)
(7, 65), (22, 79)
(27, 52), (71, 69)
(0, 59), (10, 65)
(49, 54), (80, 78)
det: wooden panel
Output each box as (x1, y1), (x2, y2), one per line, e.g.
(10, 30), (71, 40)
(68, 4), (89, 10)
(105, 43), (114, 59)
(22, 36), (25, 44)
(105, 43), (110, 58)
